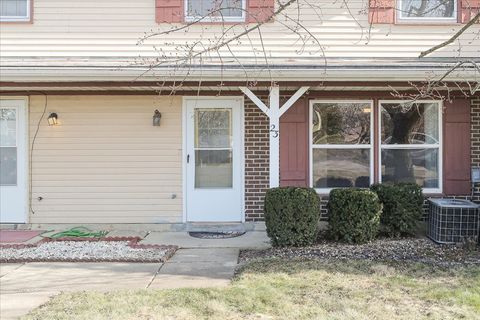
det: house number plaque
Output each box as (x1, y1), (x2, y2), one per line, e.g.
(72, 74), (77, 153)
(270, 124), (279, 138)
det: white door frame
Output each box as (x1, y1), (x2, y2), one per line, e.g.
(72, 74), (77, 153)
(0, 96), (29, 224)
(182, 96), (245, 223)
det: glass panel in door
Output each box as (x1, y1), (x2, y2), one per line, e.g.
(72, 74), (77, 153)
(0, 108), (17, 186)
(194, 108), (233, 188)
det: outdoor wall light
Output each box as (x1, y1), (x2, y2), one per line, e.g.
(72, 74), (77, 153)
(153, 109), (162, 126)
(47, 113), (58, 126)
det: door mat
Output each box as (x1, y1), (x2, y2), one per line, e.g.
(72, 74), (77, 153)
(188, 231), (246, 239)
(0, 230), (43, 243)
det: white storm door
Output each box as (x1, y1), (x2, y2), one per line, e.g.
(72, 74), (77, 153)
(185, 98), (243, 222)
(0, 98), (27, 223)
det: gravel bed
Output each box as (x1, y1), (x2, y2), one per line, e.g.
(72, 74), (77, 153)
(239, 238), (480, 267)
(0, 241), (176, 263)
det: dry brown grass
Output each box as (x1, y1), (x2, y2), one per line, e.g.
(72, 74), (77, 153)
(25, 259), (480, 320)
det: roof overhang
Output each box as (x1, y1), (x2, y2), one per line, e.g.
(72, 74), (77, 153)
(1, 57), (479, 84)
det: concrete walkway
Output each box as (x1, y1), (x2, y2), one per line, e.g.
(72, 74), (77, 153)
(149, 248), (239, 289)
(0, 262), (161, 319)
(0, 231), (270, 319)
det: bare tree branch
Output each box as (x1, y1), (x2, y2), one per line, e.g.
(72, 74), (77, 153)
(419, 12), (480, 58)
(135, 0), (479, 102)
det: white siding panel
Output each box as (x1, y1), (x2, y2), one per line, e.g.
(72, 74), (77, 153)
(29, 95), (183, 224)
(0, 0), (478, 59)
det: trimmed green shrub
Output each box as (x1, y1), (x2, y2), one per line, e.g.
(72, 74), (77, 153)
(370, 183), (424, 237)
(264, 187), (320, 247)
(328, 189), (381, 244)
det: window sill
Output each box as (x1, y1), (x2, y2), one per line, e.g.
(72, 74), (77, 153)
(183, 21), (246, 25)
(184, 17), (246, 24)
(314, 190), (444, 197)
(0, 17), (32, 24)
(394, 20), (461, 26)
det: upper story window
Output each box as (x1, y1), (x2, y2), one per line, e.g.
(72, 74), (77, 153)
(0, 0), (30, 22)
(185, 0), (246, 22)
(397, 0), (457, 23)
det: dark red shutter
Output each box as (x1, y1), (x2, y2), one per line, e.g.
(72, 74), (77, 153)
(156, 0), (184, 23)
(460, 0), (480, 23)
(248, 0), (275, 23)
(280, 98), (309, 187)
(368, 0), (395, 24)
(443, 99), (471, 195)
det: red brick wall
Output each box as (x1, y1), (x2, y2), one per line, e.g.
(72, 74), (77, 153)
(244, 100), (270, 221)
(470, 97), (480, 203)
(471, 98), (480, 168)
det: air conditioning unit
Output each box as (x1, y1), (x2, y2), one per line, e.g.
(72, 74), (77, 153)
(428, 199), (479, 244)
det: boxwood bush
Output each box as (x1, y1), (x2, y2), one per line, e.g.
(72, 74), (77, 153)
(370, 183), (424, 237)
(328, 188), (381, 244)
(264, 187), (320, 247)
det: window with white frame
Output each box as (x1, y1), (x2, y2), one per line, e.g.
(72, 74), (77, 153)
(0, 0), (30, 22)
(379, 101), (442, 193)
(310, 100), (442, 193)
(311, 101), (373, 192)
(397, 0), (457, 22)
(185, 0), (245, 22)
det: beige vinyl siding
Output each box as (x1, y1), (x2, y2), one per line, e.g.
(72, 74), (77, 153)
(29, 95), (183, 224)
(0, 0), (478, 59)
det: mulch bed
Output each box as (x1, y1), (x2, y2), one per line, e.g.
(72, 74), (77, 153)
(239, 238), (480, 267)
(0, 236), (177, 263)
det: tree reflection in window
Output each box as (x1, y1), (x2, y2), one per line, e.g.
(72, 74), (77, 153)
(311, 102), (372, 190)
(312, 103), (371, 145)
(399, 0), (456, 19)
(380, 102), (440, 189)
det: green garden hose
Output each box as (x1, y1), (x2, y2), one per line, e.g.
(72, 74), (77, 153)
(49, 227), (107, 239)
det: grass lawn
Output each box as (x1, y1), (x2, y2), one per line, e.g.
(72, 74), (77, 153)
(25, 259), (480, 320)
